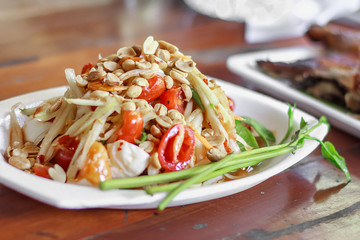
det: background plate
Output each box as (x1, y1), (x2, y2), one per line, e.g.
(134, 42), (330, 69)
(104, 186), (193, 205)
(0, 80), (327, 209)
(227, 46), (360, 138)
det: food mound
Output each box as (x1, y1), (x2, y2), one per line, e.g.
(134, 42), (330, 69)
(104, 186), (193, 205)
(6, 36), (244, 186)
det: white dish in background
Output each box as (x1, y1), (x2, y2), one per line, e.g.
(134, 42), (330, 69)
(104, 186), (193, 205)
(227, 46), (360, 138)
(0, 80), (327, 209)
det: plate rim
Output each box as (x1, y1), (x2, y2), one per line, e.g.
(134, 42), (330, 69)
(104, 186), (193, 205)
(0, 80), (328, 209)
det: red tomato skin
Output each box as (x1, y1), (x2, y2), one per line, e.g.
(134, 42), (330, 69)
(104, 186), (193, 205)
(53, 135), (79, 172)
(33, 165), (51, 179)
(115, 110), (144, 144)
(37, 155), (45, 164)
(160, 87), (186, 114)
(137, 75), (166, 103)
(81, 63), (94, 74)
(158, 125), (195, 171)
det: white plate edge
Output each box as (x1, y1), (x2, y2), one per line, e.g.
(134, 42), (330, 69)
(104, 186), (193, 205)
(0, 81), (327, 209)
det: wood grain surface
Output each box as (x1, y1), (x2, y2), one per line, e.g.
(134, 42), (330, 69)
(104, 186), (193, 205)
(0, 1), (359, 239)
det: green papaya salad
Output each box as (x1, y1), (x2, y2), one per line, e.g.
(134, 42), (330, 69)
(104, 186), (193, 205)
(6, 36), (350, 210)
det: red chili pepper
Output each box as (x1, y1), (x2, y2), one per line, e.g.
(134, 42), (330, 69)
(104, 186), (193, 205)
(227, 96), (235, 111)
(81, 63), (94, 74)
(33, 165), (51, 179)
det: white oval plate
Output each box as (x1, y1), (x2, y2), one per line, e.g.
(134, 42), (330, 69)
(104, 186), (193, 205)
(0, 80), (328, 209)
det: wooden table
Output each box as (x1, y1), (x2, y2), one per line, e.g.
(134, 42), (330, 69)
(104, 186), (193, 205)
(1, 1), (359, 239)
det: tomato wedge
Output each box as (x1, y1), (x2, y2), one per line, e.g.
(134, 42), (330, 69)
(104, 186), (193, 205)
(53, 135), (79, 171)
(158, 124), (195, 171)
(115, 110), (143, 144)
(33, 165), (51, 179)
(137, 75), (166, 103)
(160, 87), (186, 113)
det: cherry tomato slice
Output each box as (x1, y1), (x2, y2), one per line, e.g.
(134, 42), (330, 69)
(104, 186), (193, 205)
(81, 63), (94, 74)
(53, 135), (79, 171)
(33, 165), (51, 179)
(160, 87), (186, 113)
(137, 75), (166, 103)
(115, 110), (143, 144)
(158, 124), (195, 171)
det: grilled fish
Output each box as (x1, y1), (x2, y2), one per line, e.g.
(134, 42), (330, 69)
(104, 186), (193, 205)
(257, 54), (360, 113)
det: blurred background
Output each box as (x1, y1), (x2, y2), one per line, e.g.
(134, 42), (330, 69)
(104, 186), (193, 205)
(1, 0), (360, 93)
(0, 0), (249, 90)
(1, 0), (228, 66)
(1, 0), (188, 65)
(2, 0), (360, 66)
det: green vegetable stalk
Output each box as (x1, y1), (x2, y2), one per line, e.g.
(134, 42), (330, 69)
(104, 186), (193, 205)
(99, 106), (350, 210)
